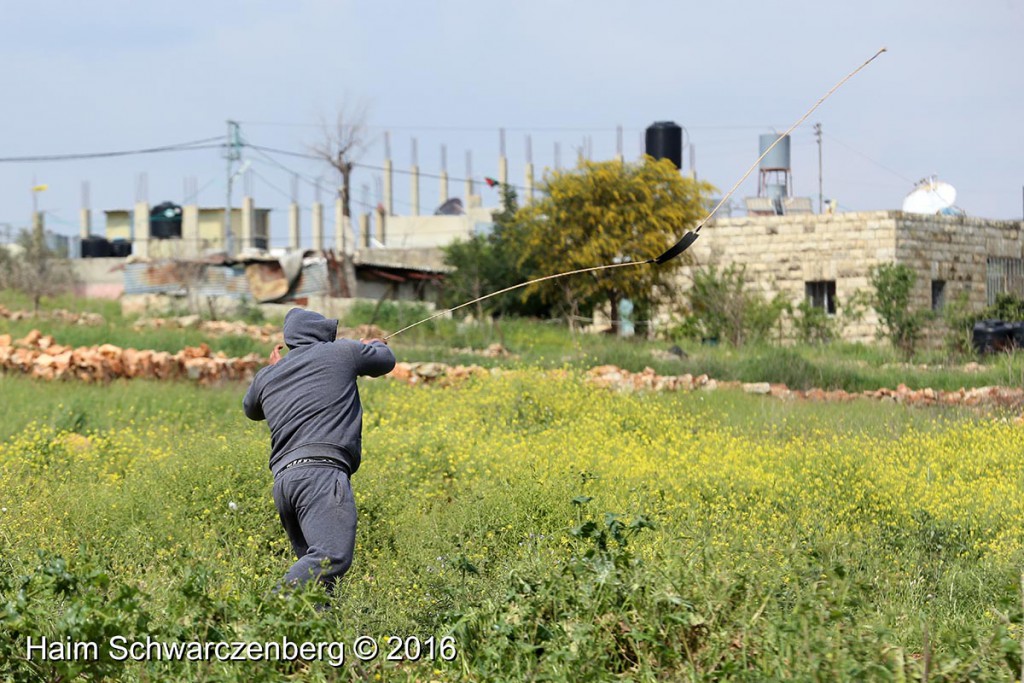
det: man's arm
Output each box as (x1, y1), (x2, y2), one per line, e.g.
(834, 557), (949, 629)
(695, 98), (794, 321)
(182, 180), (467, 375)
(354, 338), (396, 377)
(243, 379), (265, 421)
(243, 345), (282, 421)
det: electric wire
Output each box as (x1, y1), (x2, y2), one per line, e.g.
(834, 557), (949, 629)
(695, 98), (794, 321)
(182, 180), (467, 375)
(694, 48), (887, 236)
(246, 142), (539, 199)
(0, 136), (225, 163)
(383, 48), (888, 341)
(822, 132), (915, 185)
(237, 120), (791, 132)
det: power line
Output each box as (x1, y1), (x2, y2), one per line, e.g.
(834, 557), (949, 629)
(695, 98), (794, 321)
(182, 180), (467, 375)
(183, 177), (220, 205)
(0, 136), (225, 163)
(249, 168), (294, 203)
(237, 120), (789, 132)
(246, 142), (535, 197)
(822, 132), (914, 185)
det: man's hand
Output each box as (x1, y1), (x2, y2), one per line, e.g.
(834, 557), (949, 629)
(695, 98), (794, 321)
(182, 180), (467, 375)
(268, 343), (285, 365)
(360, 338), (389, 346)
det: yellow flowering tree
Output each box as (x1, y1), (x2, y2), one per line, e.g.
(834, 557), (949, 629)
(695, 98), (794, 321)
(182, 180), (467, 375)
(516, 157), (714, 332)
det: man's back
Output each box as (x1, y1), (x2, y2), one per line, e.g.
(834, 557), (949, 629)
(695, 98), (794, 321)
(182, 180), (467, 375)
(243, 308), (395, 476)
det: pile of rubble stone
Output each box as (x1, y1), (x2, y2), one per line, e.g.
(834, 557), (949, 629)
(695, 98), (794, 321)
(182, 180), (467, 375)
(3, 329), (1023, 412)
(451, 343), (514, 358)
(131, 316), (386, 345)
(0, 305), (104, 326)
(584, 364), (1024, 409)
(0, 330), (261, 385)
(133, 316), (281, 343)
(388, 361), (490, 386)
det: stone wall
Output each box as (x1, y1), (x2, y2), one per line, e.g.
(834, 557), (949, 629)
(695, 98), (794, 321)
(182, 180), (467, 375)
(894, 213), (1024, 312)
(72, 257), (124, 300)
(670, 211), (1024, 343)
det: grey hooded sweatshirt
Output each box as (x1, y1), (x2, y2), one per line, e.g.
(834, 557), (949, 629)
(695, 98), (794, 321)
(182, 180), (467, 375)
(243, 308), (396, 476)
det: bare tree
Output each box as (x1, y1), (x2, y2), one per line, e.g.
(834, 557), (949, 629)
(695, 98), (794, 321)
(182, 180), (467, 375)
(1, 226), (78, 312)
(310, 103), (369, 237)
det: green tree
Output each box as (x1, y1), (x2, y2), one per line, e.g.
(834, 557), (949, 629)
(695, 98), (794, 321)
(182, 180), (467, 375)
(442, 183), (549, 321)
(516, 157), (714, 332)
(870, 262), (927, 359)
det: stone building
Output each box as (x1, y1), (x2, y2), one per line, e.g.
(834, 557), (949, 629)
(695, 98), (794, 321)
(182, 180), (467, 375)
(678, 210), (1024, 342)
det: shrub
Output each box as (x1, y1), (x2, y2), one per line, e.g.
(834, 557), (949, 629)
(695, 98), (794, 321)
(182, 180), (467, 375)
(679, 264), (788, 346)
(791, 300), (838, 344)
(870, 263), (929, 359)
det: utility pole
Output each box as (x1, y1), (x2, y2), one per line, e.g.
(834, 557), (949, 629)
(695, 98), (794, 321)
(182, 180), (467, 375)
(224, 120), (241, 256)
(814, 122), (823, 213)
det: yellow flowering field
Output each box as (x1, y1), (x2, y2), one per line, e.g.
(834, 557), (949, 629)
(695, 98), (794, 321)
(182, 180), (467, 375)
(1, 370), (1024, 681)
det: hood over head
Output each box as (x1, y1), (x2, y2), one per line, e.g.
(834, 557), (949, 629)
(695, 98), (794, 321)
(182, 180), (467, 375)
(283, 308), (338, 349)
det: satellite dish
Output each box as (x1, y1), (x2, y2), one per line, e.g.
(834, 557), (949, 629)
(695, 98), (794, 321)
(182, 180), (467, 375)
(902, 176), (957, 214)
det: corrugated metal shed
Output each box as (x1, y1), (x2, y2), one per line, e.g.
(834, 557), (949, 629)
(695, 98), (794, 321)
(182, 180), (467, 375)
(195, 265), (251, 298)
(124, 259), (331, 299)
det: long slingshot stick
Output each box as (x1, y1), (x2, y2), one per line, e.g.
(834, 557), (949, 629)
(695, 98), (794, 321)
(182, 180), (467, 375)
(694, 47), (887, 237)
(383, 47), (887, 341)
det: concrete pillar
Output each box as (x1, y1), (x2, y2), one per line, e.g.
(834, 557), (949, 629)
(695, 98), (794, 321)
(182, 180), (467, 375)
(311, 202), (324, 251)
(182, 205), (199, 258)
(525, 163), (535, 202)
(498, 156), (508, 186)
(383, 159), (393, 216)
(464, 176), (473, 206)
(439, 170), (449, 204)
(376, 205), (386, 247)
(79, 208), (91, 239)
(288, 203), (300, 251)
(133, 201), (150, 258)
(240, 196), (254, 252)
(359, 213), (370, 248)
(334, 198), (346, 254)
(410, 165), (420, 216)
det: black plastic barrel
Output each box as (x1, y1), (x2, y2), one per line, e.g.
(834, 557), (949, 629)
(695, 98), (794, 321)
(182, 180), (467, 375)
(110, 238), (132, 258)
(645, 121), (683, 169)
(80, 235), (112, 258)
(972, 319), (1015, 354)
(150, 202), (183, 240)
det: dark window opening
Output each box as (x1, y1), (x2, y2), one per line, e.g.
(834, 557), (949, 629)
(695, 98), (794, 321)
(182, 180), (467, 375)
(931, 280), (946, 311)
(805, 280), (836, 315)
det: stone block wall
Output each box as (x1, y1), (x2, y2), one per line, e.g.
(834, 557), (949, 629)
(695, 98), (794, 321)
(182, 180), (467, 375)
(674, 211), (897, 342)
(669, 211), (1024, 344)
(894, 213), (1024, 312)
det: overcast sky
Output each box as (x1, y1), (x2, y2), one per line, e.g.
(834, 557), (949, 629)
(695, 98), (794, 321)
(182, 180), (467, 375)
(1, 0), (1021, 245)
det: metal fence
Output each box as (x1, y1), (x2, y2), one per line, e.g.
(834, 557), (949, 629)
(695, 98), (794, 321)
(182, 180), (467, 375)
(986, 257), (1024, 306)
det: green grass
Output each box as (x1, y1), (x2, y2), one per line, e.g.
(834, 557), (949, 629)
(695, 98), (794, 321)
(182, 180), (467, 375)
(2, 372), (1023, 681)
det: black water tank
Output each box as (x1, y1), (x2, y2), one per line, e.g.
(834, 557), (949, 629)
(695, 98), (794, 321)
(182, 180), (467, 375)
(150, 202), (183, 240)
(645, 121), (682, 169)
(972, 319), (1015, 354)
(80, 235), (112, 258)
(110, 238), (133, 258)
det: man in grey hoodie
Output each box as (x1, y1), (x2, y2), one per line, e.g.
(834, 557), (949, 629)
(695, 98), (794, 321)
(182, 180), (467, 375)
(243, 308), (395, 593)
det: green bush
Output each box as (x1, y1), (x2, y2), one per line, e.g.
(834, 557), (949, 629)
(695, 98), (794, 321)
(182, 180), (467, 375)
(791, 300), (838, 344)
(678, 264), (788, 346)
(870, 263), (929, 359)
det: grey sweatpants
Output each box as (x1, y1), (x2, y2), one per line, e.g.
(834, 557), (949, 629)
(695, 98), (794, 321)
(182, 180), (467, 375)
(272, 464), (357, 591)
